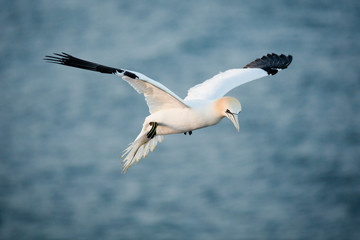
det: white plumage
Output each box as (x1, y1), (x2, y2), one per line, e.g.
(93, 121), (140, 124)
(185, 68), (267, 101)
(44, 52), (292, 173)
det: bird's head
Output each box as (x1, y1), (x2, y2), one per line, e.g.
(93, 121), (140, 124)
(215, 96), (242, 131)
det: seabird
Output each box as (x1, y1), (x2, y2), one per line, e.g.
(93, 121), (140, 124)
(44, 52), (292, 172)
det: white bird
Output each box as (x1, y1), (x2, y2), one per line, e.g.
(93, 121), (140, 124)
(45, 52), (292, 172)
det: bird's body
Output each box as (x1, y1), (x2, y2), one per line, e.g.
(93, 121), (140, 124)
(44, 52), (292, 172)
(146, 99), (222, 135)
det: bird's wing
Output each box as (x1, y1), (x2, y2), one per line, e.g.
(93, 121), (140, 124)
(119, 73), (189, 114)
(184, 53), (292, 101)
(44, 53), (189, 114)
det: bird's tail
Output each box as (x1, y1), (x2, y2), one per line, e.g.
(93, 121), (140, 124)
(121, 131), (164, 173)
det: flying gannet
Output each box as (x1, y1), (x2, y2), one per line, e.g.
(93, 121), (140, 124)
(44, 52), (292, 172)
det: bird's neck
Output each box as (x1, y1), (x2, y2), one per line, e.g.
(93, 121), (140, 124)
(213, 98), (229, 118)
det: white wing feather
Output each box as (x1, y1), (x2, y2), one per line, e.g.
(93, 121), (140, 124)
(118, 71), (189, 114)
(184, 68), (267, 101)
(185, 53), (293, 101)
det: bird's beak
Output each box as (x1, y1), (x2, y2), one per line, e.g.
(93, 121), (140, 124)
(226, 112), (239, 132)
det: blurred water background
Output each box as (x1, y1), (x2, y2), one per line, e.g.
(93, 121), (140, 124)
(1, 0), (360, 239)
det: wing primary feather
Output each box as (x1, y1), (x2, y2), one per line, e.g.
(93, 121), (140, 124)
(123, 71), (139, 79)
(44, 52), (140, 77)
(45, 52), (187, 113)
(244, 53), (292, 75)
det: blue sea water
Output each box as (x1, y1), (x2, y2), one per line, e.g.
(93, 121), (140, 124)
(1, 0), (360, 239)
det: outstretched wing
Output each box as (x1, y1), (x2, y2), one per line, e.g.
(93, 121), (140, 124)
(119, 72), (189, 114)
(184, 53), (292, 101)
(45, 53), (189, 114)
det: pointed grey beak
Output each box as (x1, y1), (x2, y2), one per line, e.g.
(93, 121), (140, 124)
(226, 112), (239, 132)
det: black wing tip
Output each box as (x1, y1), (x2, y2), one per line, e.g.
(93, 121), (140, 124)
(123, 71), (139, 79)
(44, 52), (73, 65)
(244, 53), (293, 75)
(44, 52), (124, 75)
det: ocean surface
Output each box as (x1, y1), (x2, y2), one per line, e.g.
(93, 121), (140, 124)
(1, 0), (360, 239)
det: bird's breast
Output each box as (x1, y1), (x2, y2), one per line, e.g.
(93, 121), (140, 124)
(146, 107), (222, 135)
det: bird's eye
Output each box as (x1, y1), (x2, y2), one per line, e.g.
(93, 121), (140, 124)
(225, 109), (231, 114)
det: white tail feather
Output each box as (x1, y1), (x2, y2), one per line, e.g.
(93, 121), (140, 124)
(121, 133), (164, 173)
